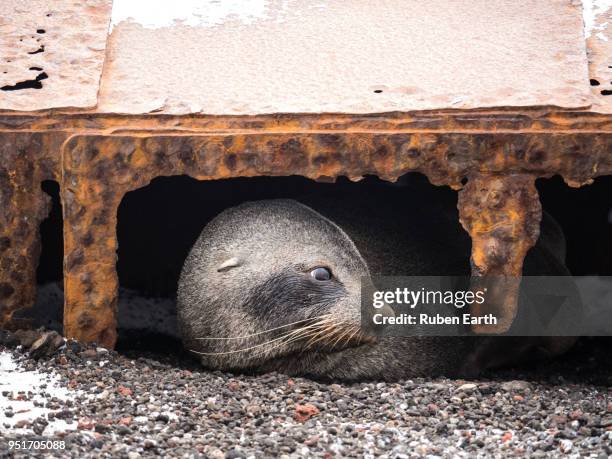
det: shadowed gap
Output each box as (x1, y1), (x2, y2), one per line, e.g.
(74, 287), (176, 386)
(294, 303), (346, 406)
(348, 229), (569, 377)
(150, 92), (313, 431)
(25, 174), (612, 354)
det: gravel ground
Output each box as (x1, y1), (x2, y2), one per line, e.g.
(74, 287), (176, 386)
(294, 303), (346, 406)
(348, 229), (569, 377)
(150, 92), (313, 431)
(0, 330), (610, 458)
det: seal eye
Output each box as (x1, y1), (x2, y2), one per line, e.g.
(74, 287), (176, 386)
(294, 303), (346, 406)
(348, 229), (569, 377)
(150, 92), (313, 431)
(310, 267), (332, 281)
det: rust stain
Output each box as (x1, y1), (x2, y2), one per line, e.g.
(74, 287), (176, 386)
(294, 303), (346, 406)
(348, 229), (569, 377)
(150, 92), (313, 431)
(458, 174), (541, 333)
(0, 111), (610, 348)
(0, 132), (61, 329)
(0, 110), (611, 135)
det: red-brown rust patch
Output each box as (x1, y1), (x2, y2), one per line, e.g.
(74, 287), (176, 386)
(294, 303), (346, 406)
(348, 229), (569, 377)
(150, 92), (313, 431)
(458, 174), (542, 333)
(60, 131), (612, 346)
(0, 132), (61, 329)
(1, 110), (611, 346)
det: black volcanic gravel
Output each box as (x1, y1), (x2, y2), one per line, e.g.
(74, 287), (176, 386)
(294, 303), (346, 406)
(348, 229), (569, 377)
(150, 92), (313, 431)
(0, 330), (611, 458)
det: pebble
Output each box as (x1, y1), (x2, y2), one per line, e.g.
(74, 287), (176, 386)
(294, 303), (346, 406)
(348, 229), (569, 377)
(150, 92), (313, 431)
(29, 331), (64, 359)
(457, 383), (477, 391)
(559, 439), (573, 453)
(501, 380), (531, 392)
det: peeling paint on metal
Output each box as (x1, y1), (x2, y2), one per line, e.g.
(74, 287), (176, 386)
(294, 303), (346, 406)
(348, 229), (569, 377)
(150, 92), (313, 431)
(583, 0), (612, 112)
(0, 0), (113, 111)
(110, 0), (330, 31)
(582, 0), (611, 38)
(112, 0), (270, 30)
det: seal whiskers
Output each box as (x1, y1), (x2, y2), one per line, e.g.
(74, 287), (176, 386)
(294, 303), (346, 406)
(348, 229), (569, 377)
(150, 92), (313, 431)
(191, 315), (367, 357)
(303, 320), (369, 351)
(330, 324), (361, 349)
(195, 314), (334, 341)
(190, 315), (339, 356)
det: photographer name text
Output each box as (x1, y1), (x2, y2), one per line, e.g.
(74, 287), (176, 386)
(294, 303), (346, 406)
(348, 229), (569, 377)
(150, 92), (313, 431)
(372, 312), (497, 326)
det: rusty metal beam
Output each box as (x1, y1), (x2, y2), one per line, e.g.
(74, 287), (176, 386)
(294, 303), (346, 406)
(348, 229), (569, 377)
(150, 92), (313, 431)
(1, 110), (611, 133)
(0, 132), (59, 329)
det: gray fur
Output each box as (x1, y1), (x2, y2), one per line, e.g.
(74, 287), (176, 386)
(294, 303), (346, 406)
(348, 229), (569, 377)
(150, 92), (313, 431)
(177, 193), (575, 381)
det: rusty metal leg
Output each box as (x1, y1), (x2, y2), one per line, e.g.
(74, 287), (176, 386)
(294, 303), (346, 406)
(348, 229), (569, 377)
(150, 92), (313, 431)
(61, 143), (121, 349)
(0, 142), (51, 329)
(62, 188), (120, 348)
(458, 173), (542, 333)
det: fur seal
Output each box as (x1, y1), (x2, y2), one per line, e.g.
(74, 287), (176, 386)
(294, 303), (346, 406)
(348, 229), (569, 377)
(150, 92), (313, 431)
(177, 184), (576, 380)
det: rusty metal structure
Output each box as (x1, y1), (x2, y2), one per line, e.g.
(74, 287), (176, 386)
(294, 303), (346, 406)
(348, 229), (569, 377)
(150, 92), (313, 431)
(1, 1), (611, 348)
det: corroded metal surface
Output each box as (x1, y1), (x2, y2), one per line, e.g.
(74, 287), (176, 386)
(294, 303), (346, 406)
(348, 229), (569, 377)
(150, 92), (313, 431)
(458, 174), (541, 333)
(99, 0), (590, 114)
(0, 0), (609, 350)
(0, 110), (610, 347)
(0, 0), (112, 111)
(0, 132), (60, 329)
(1, 110), (612, 134)
(57, 129), (612, 347)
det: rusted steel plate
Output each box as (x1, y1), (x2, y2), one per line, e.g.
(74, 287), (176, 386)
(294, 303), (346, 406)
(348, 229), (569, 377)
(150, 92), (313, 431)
(584, 1), (612, 113)
(0, 0), (112, 111)
(98, 0), (590, 115)
(0, 119), (609, 345)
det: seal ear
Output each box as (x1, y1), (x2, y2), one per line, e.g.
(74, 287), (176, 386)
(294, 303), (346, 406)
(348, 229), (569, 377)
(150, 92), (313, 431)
(217, 256), (242, 272)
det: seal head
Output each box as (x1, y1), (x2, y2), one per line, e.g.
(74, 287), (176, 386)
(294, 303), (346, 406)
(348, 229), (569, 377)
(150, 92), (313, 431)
(177, 199), (377, 373)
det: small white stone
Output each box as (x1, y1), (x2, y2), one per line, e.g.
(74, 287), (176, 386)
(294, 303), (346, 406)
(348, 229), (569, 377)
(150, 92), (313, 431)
(457, 383), (477, 391)
(559, 439), (573, 453)
(134, 416), (148, 424)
